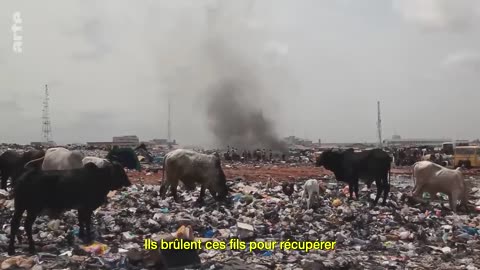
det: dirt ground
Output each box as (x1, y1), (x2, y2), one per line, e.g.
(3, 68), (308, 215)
(129, 164), (480, 185)
(130, 163), (480, 185)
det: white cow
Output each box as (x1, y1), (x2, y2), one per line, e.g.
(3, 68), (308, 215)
(82, 157), (110, 168)
(302, 179), (320, 209)
(160, 149), (229, 203)
(411, 161), (468, 212)
(25, 147), (84, 171)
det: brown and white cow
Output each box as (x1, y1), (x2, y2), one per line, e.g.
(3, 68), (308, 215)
(411, 161), (468, 212)
(24, 147), (84, 171)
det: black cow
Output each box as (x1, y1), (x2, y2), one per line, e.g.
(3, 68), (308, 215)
(0, 149), (45, 190)
(316, 148), (391, 206)
(8, 162), (131, 255)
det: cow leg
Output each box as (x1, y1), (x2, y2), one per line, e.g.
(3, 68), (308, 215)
(449, 193), (458, 213)
(84, 210), (94, 244)
(307, 192), (311, 209)
(410, 184), (418, 196)
(159, 182), (170, 199)
(353, 180), (359, 200)
(448, 191), (464, 213)
(366, 180), (372, 189)
(382, 179), (390, 206)
(78, 209), (85, 239)
(24, 210), (38, 254)
(348, 182), (354, 201)
(170, 182), (179, 203)
(373, 178), (383, 206)
(9, 169), (21, 189)
(78, 208), (93, 243)
(8, 208), (25, 255)
(208, 188), (218, 200)
(412, 184), (424, 198)
(159, 169), (173, 199)
(197, 185), (206, 204)
(315, 192), (320, 207)
(1, 170), (9, 190)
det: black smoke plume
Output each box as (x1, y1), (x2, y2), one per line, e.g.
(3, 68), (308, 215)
(204, 37), (288, 152)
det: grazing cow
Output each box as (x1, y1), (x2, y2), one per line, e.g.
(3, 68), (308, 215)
(316, 148), (391, 206)
(411, 161), (468, 213)
(302, 179), (320, 209)
(82, 157), (111, 168)
(106, 147), (141, 171)
(0, 149), (45, 189)
(8, 162), (131, 255)
(160, 149), (229, 203)
(24, 147), (84, 171)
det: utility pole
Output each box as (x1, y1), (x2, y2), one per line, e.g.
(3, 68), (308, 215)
(167, 92), (171, 144)
(42, 84), (53, 144)
(377, 101), (382, 148)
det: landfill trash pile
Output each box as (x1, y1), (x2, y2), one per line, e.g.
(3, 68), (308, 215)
(1, 176), (480, 269)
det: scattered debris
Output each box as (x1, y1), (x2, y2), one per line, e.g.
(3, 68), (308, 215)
(2, 145), (480, 268)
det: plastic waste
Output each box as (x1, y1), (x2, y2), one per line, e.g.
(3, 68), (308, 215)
(332, 198), (342, 207)
(204, 229), (215, 238)
(262, 251), (273, 256)
(0, 162), (477, 269)
(461, 226), (480, 236)
(81, 242), (110, 256)
(176, 225), (194, 240)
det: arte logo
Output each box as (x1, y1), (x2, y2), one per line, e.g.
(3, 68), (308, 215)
(12, 12), (23, 54)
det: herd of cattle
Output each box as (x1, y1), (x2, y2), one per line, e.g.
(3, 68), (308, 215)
(0, 146), (471, 256)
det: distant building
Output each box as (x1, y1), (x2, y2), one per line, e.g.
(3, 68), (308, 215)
(86, 136), (176, 149)
(112, 135), (139, 148)
(151, 139), (168, 145)
(384, 137), (451, 147)
(455, 140), (469, 145)
(302, 140), (313, 147)
(86, 142), (113, 148)
(284, 136), (313, 147)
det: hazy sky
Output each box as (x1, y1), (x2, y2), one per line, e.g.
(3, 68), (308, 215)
(1, 0), (480, 146)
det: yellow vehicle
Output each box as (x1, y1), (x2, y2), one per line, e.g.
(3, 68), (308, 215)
(454, 146), (480, 168)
